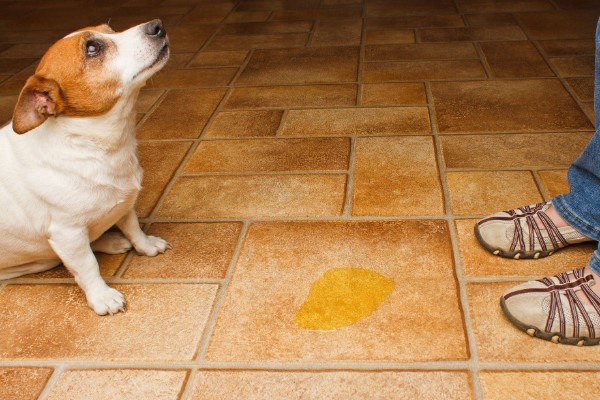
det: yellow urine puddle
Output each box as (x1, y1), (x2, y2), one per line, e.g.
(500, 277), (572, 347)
(295, 267), (395, 330)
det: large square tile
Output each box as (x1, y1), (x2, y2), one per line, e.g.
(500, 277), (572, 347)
(431, 80), (592, 133)
(0, 367), (52, 400)
(352, 136), (444, 216)
(47, 370), (187, 400)
(235, 46), (359, 86)
(0, 284), (217, 361)
(206, 220), (468, 362)
(158, 175), (347, 219)
(190, 371), (473, 399)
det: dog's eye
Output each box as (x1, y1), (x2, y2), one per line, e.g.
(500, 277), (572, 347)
(85, 40), (102, 57)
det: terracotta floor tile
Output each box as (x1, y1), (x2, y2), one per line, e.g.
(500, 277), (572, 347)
(189, 50), (249, 67)
(431, 80), (592, 133)
(517, 11), (598, 39)
(124, 222), (242, 279)
(366, 30), (415, 45)
(204, 110), (283, 138)
(0, 43), (48, 59)
(220, 21), (312, 35)
(464, 13), (518, 27)
(538, 169), (570, 197)
(0, 58), (36, 74)
(235, 46), (359, 86)
(0, 284), (217, 361)
(441, 133), (592, 169)
(190, 371), (473, 399)
(0, 95), (17, 125)
(367, 0), (458, 17)
(206, 221), (468, 362)
(178, 3), (236, 24)
(224, 84), (357, 109)
(468, 282), (600, 361)
(138, 89), (226, 139)
(365, 42), (477, 61)
(480, 371), (600, 400)
(459, 0), (554, 13)
(366, 15), (465, 30)
(538, 38), (595, 56)
(271, 7), (363, 21)
(47, 370), (187, 400)
(237, 0), (320, 12)
(23, 252), (126, 280)
(226, 10), (272, 23)
(353, 136), (444, 216)
(167, 24), (218, 53)
(136, 141), (191, 218)
(447, 171), (543, 216)
(312, 19), (363, 46)
(566, 77), (594, 101)
(0, 367), (52, 400)
(0, 64), (36, 96)
(480, 41), (553, 78)
(551, 56), (595, 77)
(185, 138), (350, 173)
(360, 82), (427, 105)
(136, 90), (164, 113)
(363, 59), (486, 81)
(206, 33), (309, 51)
(455, 219), (596, 278)
(149, 68), (236, 89)
(0, 30), (63, 44)
(281, 107), (431, 136)
(420, 26), (527, 42)
(158, 175), (347, 219)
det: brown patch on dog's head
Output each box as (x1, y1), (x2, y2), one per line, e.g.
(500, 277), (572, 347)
(12, 23), (121, 134)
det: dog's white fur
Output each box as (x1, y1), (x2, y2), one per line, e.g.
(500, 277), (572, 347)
(0, 20), (170, 315)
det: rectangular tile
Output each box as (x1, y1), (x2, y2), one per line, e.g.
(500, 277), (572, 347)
(138, 89), (226, 139)
(480, 371), (600, 400)
(136, 141), (191, 218)
(206, 33), (309, 51)
(360, 83), (427, 105)
(0, 284), (217, 361)
(538, 39), (595, 56)
(538, 169), (570, 198)
(158, 175), (347, 219)
(224, 84), (357, 109)
(518, 11), (598, 39)
(365, 42), (478, 61)
(191, 371), (473, 399)
(551, 55), (595, 77)
(446, 171), (543, 216)
(235, 46), (359, 86)
(455, 219), (596, 278)
(367, 0), (458, 17)
(123, 222), (242, 279)
(189, 50), (249, 67)
(206, 220), (468, 362)
(271, 7), (363, 21)
(0, 367), (53, 400)
(149, 68), (236, 89)
(281, 107), (431, 136)
(47, 370), (187, 400)
(353, 136), (444, 216)
(205, 110), (284, 138)
(441, 133), (592, 169)
(185, 138), (350, 173)
(468, 282), (600, 362)
(480, 41), (553, 78)
(220, 21), (312, 35)
(363, 60), (486, 81)
(431, 80), (593, 133)
(566, 77), (594, 101)
(366, 30), (415, 45)
(464, 13), (518, 27)
(420, 26), (527, 41)
(367, 15), (465, 30)
(312, 19), (363, 46)
(460, 0), (554, 13)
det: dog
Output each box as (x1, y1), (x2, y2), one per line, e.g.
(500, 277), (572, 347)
(0, 20), (171, 315)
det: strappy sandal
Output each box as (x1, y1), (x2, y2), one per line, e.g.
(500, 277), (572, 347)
(475, 202), (592, 260)
(501, 268), (600, 346)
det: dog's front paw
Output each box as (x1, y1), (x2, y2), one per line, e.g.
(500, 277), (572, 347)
(86, 286), (126, 315)
(134, 235), (171, 257)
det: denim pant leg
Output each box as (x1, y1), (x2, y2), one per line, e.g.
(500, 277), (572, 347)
(552, 17), (600, 274)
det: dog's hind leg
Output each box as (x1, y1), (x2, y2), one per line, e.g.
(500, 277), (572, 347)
(0, 260), (61, 280)
(91, 231), (133, 254)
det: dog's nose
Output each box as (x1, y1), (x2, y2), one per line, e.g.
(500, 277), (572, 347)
(144, 19), (166, 38)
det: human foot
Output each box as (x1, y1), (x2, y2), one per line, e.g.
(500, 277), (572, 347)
(475, 202), (592, 259)
(501, 267), (600, 346)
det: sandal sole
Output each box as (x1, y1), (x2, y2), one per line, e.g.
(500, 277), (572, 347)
(500, 296), (600, 346)
(474, 224), (558, 260)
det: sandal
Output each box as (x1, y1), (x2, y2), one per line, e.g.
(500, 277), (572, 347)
(501, 268), (600, 346)
(475, 202), (592, 259)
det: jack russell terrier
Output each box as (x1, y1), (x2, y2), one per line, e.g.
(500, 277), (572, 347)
(0, 20), (171, 315)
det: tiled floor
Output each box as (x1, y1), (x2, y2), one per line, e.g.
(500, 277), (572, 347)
(0, 0), (599, 399)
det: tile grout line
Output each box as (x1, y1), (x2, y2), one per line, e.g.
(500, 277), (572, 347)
(36, 363), (65, 400)
(426, 74), (484, 400)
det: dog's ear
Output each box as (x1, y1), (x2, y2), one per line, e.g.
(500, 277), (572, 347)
(12, 75), (64, 134)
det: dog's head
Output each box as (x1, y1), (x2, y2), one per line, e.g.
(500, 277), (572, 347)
(12, 19), (169, 134)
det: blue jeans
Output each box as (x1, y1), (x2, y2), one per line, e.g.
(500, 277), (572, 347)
(553, 17), (600, 274)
